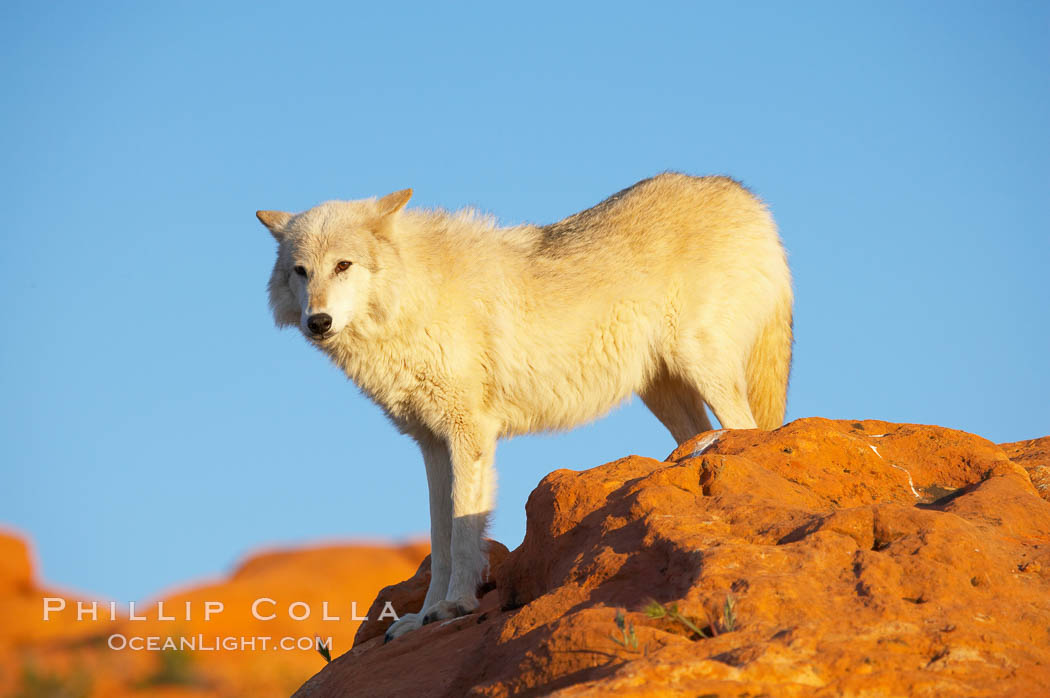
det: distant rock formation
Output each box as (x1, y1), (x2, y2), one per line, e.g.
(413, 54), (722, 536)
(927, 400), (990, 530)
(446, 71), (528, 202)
(0, 533), (427, 697)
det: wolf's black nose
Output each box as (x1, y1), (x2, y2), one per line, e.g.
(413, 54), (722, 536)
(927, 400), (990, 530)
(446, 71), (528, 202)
(307, 313), (332, 335)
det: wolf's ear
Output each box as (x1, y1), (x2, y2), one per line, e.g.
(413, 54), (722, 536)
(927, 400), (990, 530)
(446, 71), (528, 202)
(376, 189), (413, 217)
(256, 210), (292, 241)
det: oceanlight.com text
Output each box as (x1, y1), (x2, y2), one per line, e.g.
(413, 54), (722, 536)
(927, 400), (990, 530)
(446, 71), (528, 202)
(107, 634), (332, 652)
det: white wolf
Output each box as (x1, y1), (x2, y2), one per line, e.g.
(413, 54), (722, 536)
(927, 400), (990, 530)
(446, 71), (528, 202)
(258, 173), (793, 641)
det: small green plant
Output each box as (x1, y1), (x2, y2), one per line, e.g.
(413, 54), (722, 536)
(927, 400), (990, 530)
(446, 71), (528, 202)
(140, 649), (198, 687)
(722, 594), (736, 632)
(606, 596), (739, 658)
(316, 636), (332, 663)
(644, 593), (738, 639)
(643, 599), (708, 639)
(12, 663), (91, 698)
(610, 608), (638, 650)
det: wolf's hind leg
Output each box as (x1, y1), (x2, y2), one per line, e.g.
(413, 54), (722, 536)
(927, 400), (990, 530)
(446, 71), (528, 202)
(385, 433), (453, 643)
(421, 425), (496, 626)
(640, 368), (713, 445)
(678, 355), (758, 430)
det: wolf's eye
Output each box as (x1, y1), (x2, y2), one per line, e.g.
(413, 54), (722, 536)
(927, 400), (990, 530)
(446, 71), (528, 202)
(335, 260), (352, 273)
(293, 265), (307, 277)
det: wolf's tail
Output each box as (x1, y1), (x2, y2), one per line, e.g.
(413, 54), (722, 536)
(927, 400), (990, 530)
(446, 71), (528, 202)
(745, 295), (793, 430)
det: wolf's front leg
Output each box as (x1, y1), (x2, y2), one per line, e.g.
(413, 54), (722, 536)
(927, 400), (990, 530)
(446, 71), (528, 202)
(421, 428), (496, 626)
(384, 435), (453, 643)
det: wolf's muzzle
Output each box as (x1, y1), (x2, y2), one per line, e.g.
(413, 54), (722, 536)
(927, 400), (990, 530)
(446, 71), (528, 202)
(307, 313), (332, 335)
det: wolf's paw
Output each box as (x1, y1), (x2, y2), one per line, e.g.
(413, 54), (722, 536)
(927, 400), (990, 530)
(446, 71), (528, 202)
(383, 612), (423, 643)
(421, 596), (479, 626)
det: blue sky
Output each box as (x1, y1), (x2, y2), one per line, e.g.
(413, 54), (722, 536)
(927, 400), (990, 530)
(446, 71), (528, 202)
(2, 1), (1047, 602)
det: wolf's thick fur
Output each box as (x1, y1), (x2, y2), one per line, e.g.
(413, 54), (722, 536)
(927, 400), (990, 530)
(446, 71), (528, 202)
(259, 173), (793, 640)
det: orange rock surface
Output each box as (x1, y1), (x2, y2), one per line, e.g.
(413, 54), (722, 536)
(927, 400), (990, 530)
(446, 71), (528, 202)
(294, 419), (1050, 697)
(1001, 435), (1050, 502)
(0, 534), (427, 697)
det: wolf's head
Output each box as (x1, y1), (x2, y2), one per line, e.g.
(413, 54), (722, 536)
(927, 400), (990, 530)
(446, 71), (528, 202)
(258, 188), (412, 342)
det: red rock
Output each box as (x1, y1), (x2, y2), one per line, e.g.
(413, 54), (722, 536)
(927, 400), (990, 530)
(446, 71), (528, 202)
(0, 536), (428, 698)
(1000, 435), (1050, 502)
(295, 419), (1050, 697)
(0, 531), (33, 592)
(0, 532), (109, 651)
